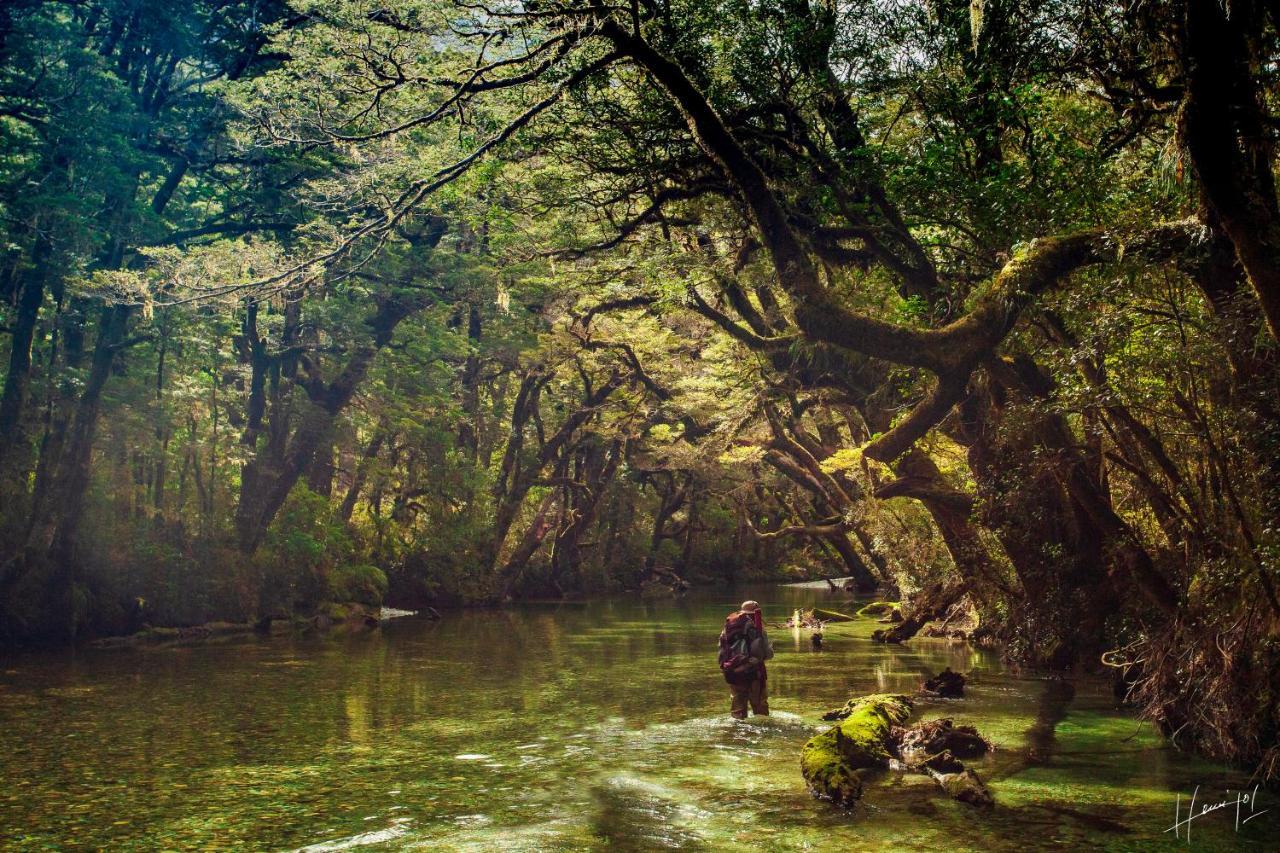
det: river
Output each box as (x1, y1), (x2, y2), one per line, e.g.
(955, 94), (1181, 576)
(0, 583), (1274, 850)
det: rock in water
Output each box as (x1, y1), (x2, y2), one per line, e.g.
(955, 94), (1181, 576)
(922, 667), (966, 698)
(937, 768), (995, 807)
(801, 694), (913, 807)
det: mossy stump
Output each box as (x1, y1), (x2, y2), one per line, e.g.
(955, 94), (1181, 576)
(801, 694), (913, 807)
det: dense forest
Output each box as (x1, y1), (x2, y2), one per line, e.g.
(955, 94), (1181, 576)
(1, 0), (1277, 781)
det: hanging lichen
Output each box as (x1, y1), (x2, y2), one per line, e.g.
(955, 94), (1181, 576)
(970, 0), (986, 54)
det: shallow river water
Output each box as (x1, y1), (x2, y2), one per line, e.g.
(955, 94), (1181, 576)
(1, 583), (1276, 850)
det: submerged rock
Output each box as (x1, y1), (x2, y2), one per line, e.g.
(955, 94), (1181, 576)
(801, 694), (913, 806)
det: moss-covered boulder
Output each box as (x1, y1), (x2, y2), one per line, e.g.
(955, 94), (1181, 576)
(856, 601), (901, 618)
(801, 694), (913, 806)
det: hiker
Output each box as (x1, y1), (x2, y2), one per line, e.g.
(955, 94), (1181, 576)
(718, 600), (774, 719)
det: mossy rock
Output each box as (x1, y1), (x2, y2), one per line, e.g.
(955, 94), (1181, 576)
(802, 694), (913, 806)
(856, 601), (901, 618)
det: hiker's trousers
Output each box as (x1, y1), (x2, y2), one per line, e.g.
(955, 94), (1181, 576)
(729, 677), (768, 718)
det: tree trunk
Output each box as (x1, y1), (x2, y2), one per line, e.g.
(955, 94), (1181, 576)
(234, 297), (414, 553)
(1179, 0), (1280, 343)
(339, 428), (386, 522)
(0, 234), (51, 471)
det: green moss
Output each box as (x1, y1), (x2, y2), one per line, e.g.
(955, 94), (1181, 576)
(856, 601), (901, 618)
(800, 734), (863, 806)
(320, 602), (352, 622)
(801, 694), (913, 806)
(330, 564), (388, 607)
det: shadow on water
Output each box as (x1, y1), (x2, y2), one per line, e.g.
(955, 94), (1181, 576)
(991, 679), (1134, 837)
(590, 774), (709, 851)
(1025, 678), (1075, 766)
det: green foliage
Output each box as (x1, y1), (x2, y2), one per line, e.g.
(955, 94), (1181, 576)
(0, 12), (1275, 791)
(330, 564), (389, 607)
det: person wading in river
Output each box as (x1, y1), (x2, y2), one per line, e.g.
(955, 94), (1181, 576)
(718, 600), (774, 719)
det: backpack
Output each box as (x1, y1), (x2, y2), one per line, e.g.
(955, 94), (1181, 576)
(718, 611), (761, 684)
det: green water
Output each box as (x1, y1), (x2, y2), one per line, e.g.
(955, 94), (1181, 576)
(0, 584), (1274, 851)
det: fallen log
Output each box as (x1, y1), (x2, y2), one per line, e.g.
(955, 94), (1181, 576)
(927, 767), (995, 807)
(871, 580), (965, 644)
(811, 607), (856, 622)
(803, 693), (995, 809)
(801, 694), (913, 806)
